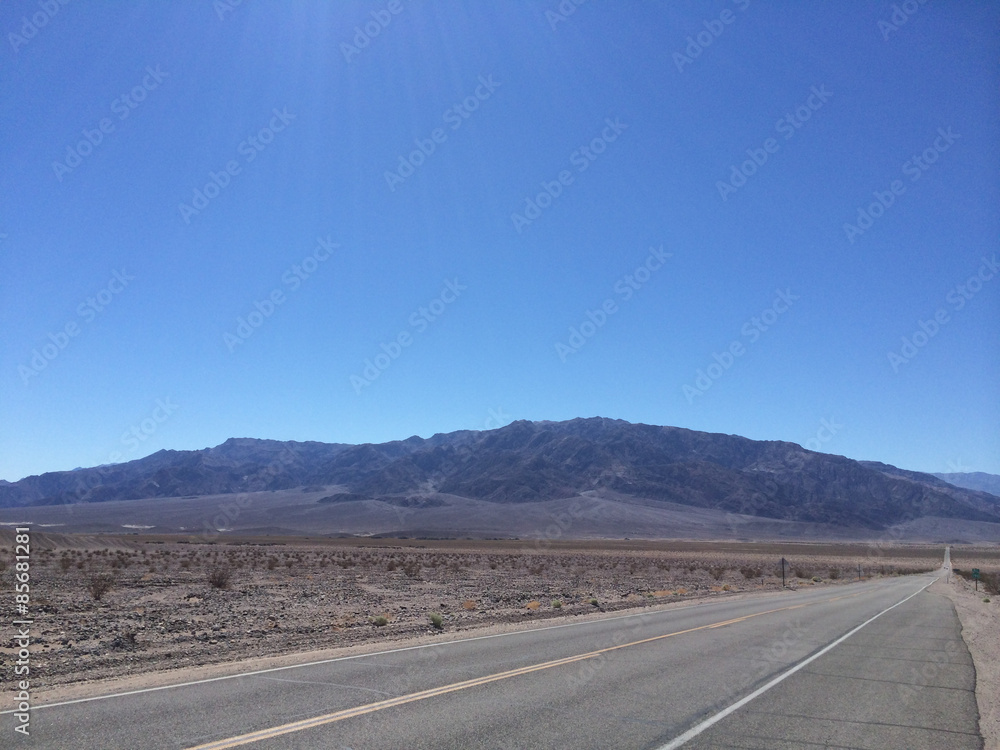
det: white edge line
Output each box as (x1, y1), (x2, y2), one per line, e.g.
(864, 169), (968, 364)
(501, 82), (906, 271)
(4, 575), (911, 715)
(655, 577), (938, 750)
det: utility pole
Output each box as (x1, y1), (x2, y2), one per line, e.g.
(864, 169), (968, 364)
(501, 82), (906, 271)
(781, 557), (786, 588)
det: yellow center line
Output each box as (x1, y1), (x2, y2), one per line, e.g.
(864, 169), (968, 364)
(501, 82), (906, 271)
(185, 591), (857, 749)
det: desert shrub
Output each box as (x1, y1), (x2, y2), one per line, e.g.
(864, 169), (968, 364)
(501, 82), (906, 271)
(708, 566), (728, 581)
(793, 566), (813, 579)
(588, 598), (599, 606)
(429, 613), (443, 629)
(207, 564), (232, 589)
(525, 600), (540, 610)
(893, 566), (934, 576)
(372, 615), (388, 627)
(86, 571), (115, 601)
(954, 568), (1000, 595)
(266, 557), (278, 570)
(552, 600), (562, 608)
(110, 631), (138, 650)
(740, 566), (762, 579)
(828, 568), (840, 579)
(461, 600), (477, 610)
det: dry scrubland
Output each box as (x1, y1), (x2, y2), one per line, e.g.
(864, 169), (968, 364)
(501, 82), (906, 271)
(0, 536), (946, 691)
(950, 545), (1000, 595)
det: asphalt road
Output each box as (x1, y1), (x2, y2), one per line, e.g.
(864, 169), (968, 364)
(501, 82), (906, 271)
(11, 570), (981, 749)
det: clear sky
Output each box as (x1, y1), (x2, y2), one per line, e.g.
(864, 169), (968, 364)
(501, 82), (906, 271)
(1, 0), (997, 482)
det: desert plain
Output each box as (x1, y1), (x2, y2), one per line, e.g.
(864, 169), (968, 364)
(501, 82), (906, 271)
(7, 531), (996, 699)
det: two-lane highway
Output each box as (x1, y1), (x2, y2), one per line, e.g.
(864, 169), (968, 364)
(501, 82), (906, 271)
(12, 572), (981, 749)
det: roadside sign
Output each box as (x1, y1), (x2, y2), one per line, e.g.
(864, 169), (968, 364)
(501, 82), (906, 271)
(972, 568), (980, 579)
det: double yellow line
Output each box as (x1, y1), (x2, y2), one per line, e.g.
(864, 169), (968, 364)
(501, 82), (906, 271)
(188, 593), (856, 749)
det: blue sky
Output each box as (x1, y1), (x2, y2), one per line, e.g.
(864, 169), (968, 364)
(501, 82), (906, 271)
(1, 0), (997, 482)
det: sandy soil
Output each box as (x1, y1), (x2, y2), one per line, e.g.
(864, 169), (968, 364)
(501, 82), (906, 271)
(936, 571), (1000, 750)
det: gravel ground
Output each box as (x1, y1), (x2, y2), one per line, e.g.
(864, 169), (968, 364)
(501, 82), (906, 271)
(937, 572), (1000, 750)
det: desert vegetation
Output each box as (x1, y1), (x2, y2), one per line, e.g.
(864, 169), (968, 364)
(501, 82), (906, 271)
(0, 536), (948, 692)
(950, 545), (1000, 595)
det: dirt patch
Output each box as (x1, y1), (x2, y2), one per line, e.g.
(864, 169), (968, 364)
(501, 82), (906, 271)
(936, 571), (1000, 750)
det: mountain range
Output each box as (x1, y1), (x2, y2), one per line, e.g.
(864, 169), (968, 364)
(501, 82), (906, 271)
(933, 471), (1000, 497)
(2, 418), (998, 541)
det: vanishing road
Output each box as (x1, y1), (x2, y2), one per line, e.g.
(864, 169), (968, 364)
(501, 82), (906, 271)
(11, 569), (981, 749)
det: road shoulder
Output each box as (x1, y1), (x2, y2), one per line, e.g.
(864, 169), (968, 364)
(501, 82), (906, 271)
(934, 575), (999, 750)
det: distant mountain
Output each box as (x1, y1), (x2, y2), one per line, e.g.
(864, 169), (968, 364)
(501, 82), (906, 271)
(0, 438), (349, 507)
(934, 471), (1000, 497)
(2, 419), (998, 534)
